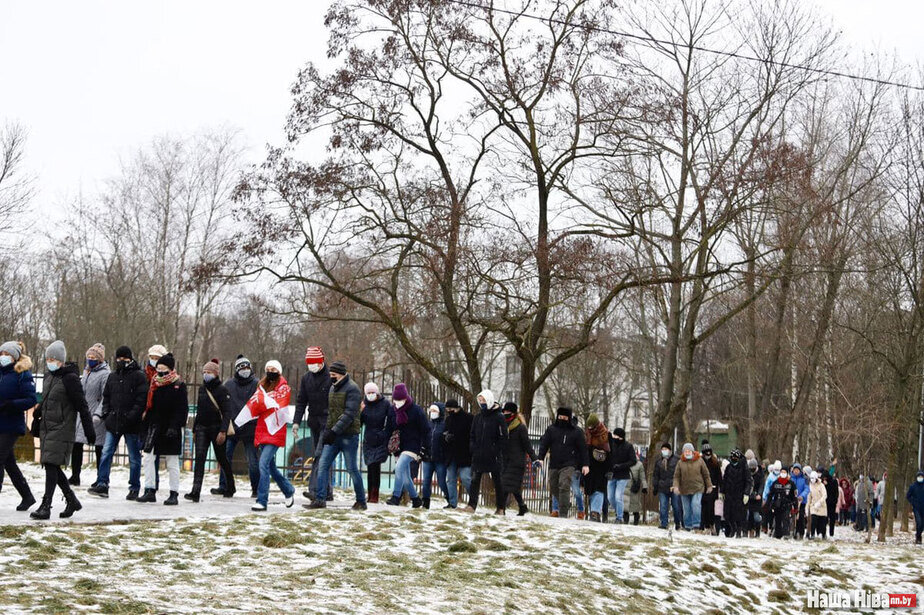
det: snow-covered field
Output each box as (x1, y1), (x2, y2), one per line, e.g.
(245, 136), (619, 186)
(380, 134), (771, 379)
(0, 463), (922, 614)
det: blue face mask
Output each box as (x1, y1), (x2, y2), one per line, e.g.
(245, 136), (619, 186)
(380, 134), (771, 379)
(203, 374), (216, 383)
(479, 403), (488, 411)
(661, 449), (670, 458)
(87, 359), (100, 369)
(0, 356), (12, 368)
(46, 362), (60, 372)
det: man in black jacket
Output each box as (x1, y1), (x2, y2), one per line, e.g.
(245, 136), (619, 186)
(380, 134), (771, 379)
(292, 346), (332, 501)
(442, 399), (473, 508)
(89, 346), (148, 500)
(608, 427), (636, 524)
(215, 355), (259, 498)
(537, 407), (589, 518)
(463, 389), (508, 514)
(721, 448), (753, 538)
(652, 442), (681, 529)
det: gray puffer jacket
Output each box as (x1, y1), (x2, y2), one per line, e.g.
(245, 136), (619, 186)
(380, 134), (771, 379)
(76, 362), (110, 445)
(39, 363), (93, 466)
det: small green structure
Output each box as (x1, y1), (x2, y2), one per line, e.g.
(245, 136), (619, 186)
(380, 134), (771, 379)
(694, 420), (739, 457)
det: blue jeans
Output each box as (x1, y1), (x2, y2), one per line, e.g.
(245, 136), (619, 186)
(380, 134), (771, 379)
(96, 431), (141, 490)
(589, 491), (605, 515)
(257, 444), (294, 507)
(659, 491), (682, 528)
(551, 472), (586, 513)
(220, 435), (260, 492)
(315, 434), (365, 502)
(681, 492), (703, 529)
(421, 461), (449, 502)
(608, 478), (628, 520)
(393, 452), (419, 499)
(445, 463), (471, 508)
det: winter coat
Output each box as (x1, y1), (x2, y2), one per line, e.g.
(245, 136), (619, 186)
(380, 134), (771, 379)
(293, 366), (331, 424)
(762, 469), (780, 501)
(38, 363), (94, 466)
(749, 467), (765, 510)
(76, 362), (110, 445)
(807, 481), (828, 517)
(143, 380), (189, 456)
(224, 373), (258, 439)
(425, 403), (447, 463)
(469, 405), (508, 472)
(703, 454), (722, 495)
(393, 402), (430, 457)
(0, 362), (37, 435)
(854, 477), (874, 509)
(721, 459), (753, 499)
(102, 361), (149, 435)
(501, 418), (536, 492)
(767, 478), (798, 513)
(623, 460), (649, 514)
(790, 464), (810, 501)
(610, 438), (637, 481)
(194, 378), (234, 433)
(652, 453), (679, 495)
(823, 476), (839, 513)
(906, 477), (924, 511)
(672, 452), (713, 496)
(360, 395), (393, 465)
(443, 410), (473, 467)
(252, 378), (292, 448)
(537, 421), (589, 470)
(584, 432), (615, 496)
(874, 479), (885, 503)
(325, 375), (362, 436)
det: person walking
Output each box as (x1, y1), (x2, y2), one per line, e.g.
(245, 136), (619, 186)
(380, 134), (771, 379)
(721, 449), (752, 538)
(608, 427), (636, 524)
(185, 359), (235, 502)
(464, 390), (508, 515)
(583, 414), (612, 523)
(501, 402), (537, 516)
(293, 346), (332, 502)
(623, 454), (648, 525)
(537, 407), (589, 519)
(385, 383), (430, 508)
(0, 340), (37, 512)
(421, 402), (449, 509)
(652, 442), (681, 530)
(767, 465), (798, 539)
(906, 471), (924, 545)
(137, 354), (187, 506)
(360, 382), (392, 504)
(442, 399), (473, 509)
(671, 443), (713, 531)
(248, 360), (296, 512)
(216, 355), (259, 498)
(70, 343), (108, 486)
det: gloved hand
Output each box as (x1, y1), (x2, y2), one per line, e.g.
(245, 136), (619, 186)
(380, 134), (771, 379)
(87, 435), (96, 446)
(605, 472), (613, 481)
(641, 488), (648, 495)
(743, 495), (749, 505)
(323, 430), (336, 445)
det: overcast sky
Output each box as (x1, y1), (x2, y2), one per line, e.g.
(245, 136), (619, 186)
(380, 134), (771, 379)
(1, 0), (922, 220)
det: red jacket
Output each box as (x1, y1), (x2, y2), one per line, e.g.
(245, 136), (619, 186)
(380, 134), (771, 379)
(252, 378), (292, 448)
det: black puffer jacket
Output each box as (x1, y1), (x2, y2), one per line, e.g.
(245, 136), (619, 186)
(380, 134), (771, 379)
(704, 455), (723, 494)
(195, 378), (233, 433)
(102, 360), (149, 435)
(537, 420), (589, 470)
(143, 381), (189, 456)
(721, 459), (753, 498)
(767, 478), (798, 512)
(610, 437), (636, 480)
(652, 453), (679, 495)
(443, 410), (473, 467)
(224, 373), (258, 438)
(501, 419), (536, 492)
(469, 405), (508, 472)
(39, 363), (93, 466)
(293, 366), (331, 423)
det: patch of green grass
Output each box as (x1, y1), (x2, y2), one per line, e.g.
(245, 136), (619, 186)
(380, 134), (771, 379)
(475, 538), (509, 551)
(0, 525), (27, 539)
(761, 559), (783, 574)
(74, 578), (102, 592)
(768, 588), (791, 603)
(447, 540), (478, 553)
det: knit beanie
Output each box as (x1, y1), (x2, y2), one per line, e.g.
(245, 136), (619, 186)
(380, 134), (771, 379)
(45, 340), (67, 363)
(613, 427), (626, 439)
(156, 353), (176, 370)
(86, 343), (106, 362)
(234, 355), (251, 371)
(748, 458), (758, 470)
(682, 443), (695, 453)
(392, 383), (409, 401)
(305, 346), (325, 365)
(115, 346), (133, 360)
(585, 414), (600, 429)
(445, 399), (460, 410)
(0, 341), (22, 361)
(203, 358), (220, 375)
(364, 382), (379, 395)
(556, 406), (573, 419)
(265, 359), (283, 373)
(329, 361), (347, 375)
(503, 402), (519, 414)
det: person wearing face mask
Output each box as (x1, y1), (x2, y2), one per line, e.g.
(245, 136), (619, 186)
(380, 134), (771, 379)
(384, 383), (430, 508)
(837, 477), (853, 526)
(70, 343), (109, 486)
(822, 472), (839, 538)
(463, 389), (508, 515)
(699, 441), (722, 534)
(89, 346), (148, 500)
(500, 402), (537, 516)
(216, 355), (259, 498)
(185, 359), (235, 502)
(766, 465), (798, 539)
(0, 340), (38, 512)
(582, 414), (613, 523)
(31, 341), (95, 520)
(360, 382), (392, 503)
(789, 463), (810, 539)
(671, 443), (713, 531)
(854, 473), (873, 532)
(720, 449), (752, 539)
(142, 344), (168, 494)
(652, 442), (681, 530)
(293, 346), (332, 502)
(761, 460), (782, 535)
(608, 427), (636, 525)
(441, 399), (473, 508)
(746, 458), (765, 537)
(249, 360), (295, 511)
(306, 361), (366, 510)
(905, 471), (924, 544)
(137, 353), (187, 505)
(420, 402), (450, 509)
(537, 407), (589, 519)
(806, 471), (828, 540)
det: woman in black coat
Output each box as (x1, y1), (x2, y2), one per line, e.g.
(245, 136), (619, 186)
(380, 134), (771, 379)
(360, 382), (392, 503)
(464, 389), (508, 515)
(500, 402), (536, 516)
(583, 414), (613, 523)
(186, 359), (235, 502)
(32, 341), (94, 520)
(138, 354), (188, 505)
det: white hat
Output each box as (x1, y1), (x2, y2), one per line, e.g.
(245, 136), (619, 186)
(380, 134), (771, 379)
(265, 360), (283, 373)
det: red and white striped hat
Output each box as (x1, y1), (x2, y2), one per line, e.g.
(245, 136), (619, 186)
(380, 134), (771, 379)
(304, 346), (325, 365)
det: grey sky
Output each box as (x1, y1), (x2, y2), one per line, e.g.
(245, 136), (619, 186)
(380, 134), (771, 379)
(1, 0), (921, 221)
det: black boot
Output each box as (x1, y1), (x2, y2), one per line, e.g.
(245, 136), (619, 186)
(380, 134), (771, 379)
(60, 491), (82, 518)
(412, 497), (423, 509)
(125, 489), (138, 501)
(16, 493), (36, 511)
(210, 487), (227, 496)
(518, 504), (529, 516)
(422, 497), (430, 510)
(385, 495), (401, 506)
(164, 491), (179, 506)
(30, 497), (52, 520)
(68, 475), (80, 486)
(184, 491), (200, 502)
(136, 488), (156, 503)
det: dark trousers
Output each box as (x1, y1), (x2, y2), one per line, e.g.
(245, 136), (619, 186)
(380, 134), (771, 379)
(70, 443), (102, 481)
(0, 432), (32, 500)
(795, 502), (807, 538)
(810, 514), (827, 538)
(702, 491), (718, 530)
(219, 434), (259, 493)
(772, 506), (791, 538)
(468, 462), (504, 511)
(913, 507), (924, 540)
(306, 414), (332, 500)
(548, 466), (575, 517)
(43, 463), (73, 501)
(725, 494), (746, 535)
(827, 505), (837, 536)
(367, 462), (382, 493)
(191, 427), (234, 495)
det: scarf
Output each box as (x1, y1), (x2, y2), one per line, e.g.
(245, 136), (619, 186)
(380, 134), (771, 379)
(507, 416), (521, 431)
(395, 398), (413, 426)
(144, 369), (180, 418)
(585, 423), (610, 452)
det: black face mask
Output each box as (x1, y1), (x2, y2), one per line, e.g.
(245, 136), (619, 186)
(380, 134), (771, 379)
(703, 451), (712, 457)
(266, 372), (280, 382)
(556, 418), (570, 427)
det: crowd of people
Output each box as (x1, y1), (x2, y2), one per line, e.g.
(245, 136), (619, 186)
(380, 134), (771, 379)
(1, 340), (923, 545)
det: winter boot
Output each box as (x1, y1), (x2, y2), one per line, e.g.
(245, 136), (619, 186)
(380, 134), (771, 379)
(30, 497), (52, 520)
(494, 508), (505, 516)
(422, 497), (430, 510)
(60, 491), (82, 518)
(87, 484), (109, 498)
(633, 513), (640, 526)
(368, 488), (379, 504)
(136, 488), (156, 503)
(250, 489), (258, 499)
(590, 512), (601, 522)
(550, 511), (559, 518)
(183, 491), (200, 502)
(125, 489), (138, 501)
(164, 491), (179, 506)
(411, 497), (423, 509)
(577, 511), (585, 520)
(68, 475), (80, 486)
(223, 488), (235, 498)
(462, 505), (476, 514)
(303, 500), (327, 510)
(385, 495), (401, 506)
(518, 504), (529, 516)
(16, 493), (36, 511)
(915, 534), (922, 545)
(352, 501), (368, 511)
(210, 487), (227, 496)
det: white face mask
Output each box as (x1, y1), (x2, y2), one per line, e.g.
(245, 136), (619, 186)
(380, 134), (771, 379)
(366, 393), (377, 402)
(395, 399), (406, 409)
(429, 410), (439, 419)
(149, 358), (159, 368)
(917, 476), (923, 483)
(307, 363), (322, 374)
(0, 356), (12, 367)
(238, 369), (252, 379)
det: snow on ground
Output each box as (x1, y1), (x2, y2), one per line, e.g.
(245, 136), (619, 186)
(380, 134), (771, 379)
(0, 463), (922, 614)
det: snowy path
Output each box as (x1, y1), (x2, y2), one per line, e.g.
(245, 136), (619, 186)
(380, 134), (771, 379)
(0, 463), (922, 614)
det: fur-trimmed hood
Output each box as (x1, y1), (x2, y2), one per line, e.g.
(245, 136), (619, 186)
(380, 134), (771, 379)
(14, 354), (32, 374)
